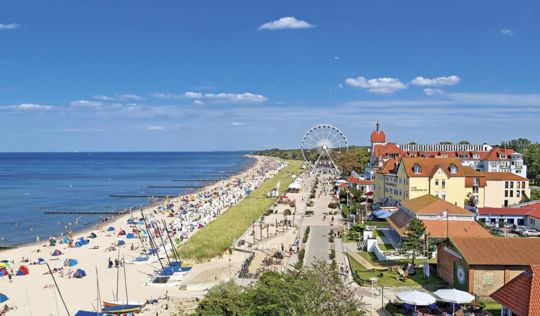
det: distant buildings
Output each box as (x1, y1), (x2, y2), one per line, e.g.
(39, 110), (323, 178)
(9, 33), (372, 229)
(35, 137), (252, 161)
(367, 123), (527, 179)
(369, 123), (530, 208)
(477, 201), (540, 228)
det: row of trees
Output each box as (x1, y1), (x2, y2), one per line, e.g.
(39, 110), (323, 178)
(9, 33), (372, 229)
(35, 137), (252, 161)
(186, 261), (363, 316)
(501, 138), (540, 185)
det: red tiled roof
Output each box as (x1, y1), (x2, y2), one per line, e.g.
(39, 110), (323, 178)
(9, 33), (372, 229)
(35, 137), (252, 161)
(401, 194), (473, 216)
(373, 143), (403, 158)
(400, 157), (465, 177)
(482, 172), (528, 181)
(490, 265), (540, 316)
(423, 220), (491, 238)
(376, 158), (398, 174)
(484, 147), (516, 161)
(371, 130), (386, 143)
(478, 207), (532, 216)
(347, 176), (374, 185)
(451, 238), (540, 265)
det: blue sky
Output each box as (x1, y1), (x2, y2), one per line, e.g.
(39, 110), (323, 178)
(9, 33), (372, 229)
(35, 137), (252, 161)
(1, 0), (539, 151)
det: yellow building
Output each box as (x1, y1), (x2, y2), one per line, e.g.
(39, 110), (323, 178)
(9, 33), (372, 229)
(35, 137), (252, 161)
(374, 157), (486, 208)
(482, 172), (530, 207)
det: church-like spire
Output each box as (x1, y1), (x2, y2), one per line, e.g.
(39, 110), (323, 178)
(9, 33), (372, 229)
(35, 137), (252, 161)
(376, 121), (380, 132)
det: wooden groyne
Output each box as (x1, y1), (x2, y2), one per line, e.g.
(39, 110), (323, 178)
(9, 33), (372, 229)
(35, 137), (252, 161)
(171, 179), (217, 182)
(109, 194), (175, 199)
(44, 210), (130, 215)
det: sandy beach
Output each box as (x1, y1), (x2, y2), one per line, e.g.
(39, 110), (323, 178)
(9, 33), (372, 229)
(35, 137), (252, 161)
(0, 155), (286, 316)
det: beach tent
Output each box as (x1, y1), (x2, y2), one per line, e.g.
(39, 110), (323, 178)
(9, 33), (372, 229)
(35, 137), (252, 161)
(73, 268), (86, 278)
(107, 226), (115, 232)
(117, 239), (125, 246)
(117, 230), (126, 236)
(65, 259), (78, 267)
(0, 267), (8, 276)
(0, 293), (8, 303)
(49, 238), (57, 246)
(62, 236), (70, 244)
(88, 232), (97, 239)
(16, 265), (29, 276)
(126, 233), (136, 239)
(51, 249), (63, 256)
(37, 258), (46, 265)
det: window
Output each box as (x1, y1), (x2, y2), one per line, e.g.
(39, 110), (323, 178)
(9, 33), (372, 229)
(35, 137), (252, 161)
(442, 179), (446, 188)
(504, 200), (509, 207)
(473, 187), (479, 194)
(473, 177), (480, 186)
(435, 179), (439, 186)
(505, 190), (508, 197)
(510, 191), (513, 198)
(442, 193), (446, 200)
(483, 273), (494, 285)
(531, 218), (536, 225)
(500, 154), (506, 159)
(435, 191), (439, 198)
(517, 190), (520, 198)
(517, 182), (521, 189)
(510, 182), (514, 189)
(413, 164), (422, 174)
(505, 181), (509, 189)
(449, 163), (458, 174)
(522, 181), (526, 189)
(473, 154), (480, 159)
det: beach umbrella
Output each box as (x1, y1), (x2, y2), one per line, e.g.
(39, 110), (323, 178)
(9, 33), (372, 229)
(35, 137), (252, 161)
(126, 233), (136, 239)
(434, 289), (475, 316)
(107, 226), (115, 232)
(117, 239), (125, 246)
(65, 259), (78, 267)
(0, 268), (8, 276)
(16, 265), (29, 276)
(51, 249), (62, 256)
(0, 293), (8, 303)
(37, 258), (46, 265)
(396, 290), (436, 311)
(73, 268), (86, 278)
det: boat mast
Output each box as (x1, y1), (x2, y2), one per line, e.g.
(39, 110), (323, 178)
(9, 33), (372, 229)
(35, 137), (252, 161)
(141, 211), (166, 273)
(122, 256), (129, 305)
(46, 262), (71, 316)
(162, 219), (181, 262)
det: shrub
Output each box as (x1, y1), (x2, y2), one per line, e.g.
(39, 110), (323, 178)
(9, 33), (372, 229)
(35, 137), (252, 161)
(328, 230), (334, 243)
(329, 249), (335, 260)
(385, 302), (405, 316)
(310, 193), (316, 199)
(303, 226), (310, 243)
(328, 202), (338, 209)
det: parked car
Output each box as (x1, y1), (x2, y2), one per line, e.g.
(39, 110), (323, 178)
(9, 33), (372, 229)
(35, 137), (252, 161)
(512, 225), (528, 234)
(520, 229), (540, 237)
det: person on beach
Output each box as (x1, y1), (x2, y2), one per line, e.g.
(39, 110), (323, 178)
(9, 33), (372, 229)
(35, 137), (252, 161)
(108, 258), (113, 269)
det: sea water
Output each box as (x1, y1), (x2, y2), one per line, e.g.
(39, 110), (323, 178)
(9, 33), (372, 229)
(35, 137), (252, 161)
(0, 152), (253, 247)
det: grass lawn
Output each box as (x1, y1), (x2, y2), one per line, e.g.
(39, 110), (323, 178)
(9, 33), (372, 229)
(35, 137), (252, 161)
(348, 254), (446, 287)
(480, 301), (501, 316)
(177, 159), (302, 261)
(364, 220), (389, 227)
(378, 243), (395, 251)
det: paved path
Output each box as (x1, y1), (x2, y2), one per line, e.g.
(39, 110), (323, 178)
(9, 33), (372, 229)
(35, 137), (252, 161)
(304, 225), (330, 265)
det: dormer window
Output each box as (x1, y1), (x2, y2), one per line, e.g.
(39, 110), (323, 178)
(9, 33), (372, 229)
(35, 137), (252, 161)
(413, 164), (422, 174)
(473, 154), (480, 159)
(449, 163), (458, 174)
(499, 154), (506, 159)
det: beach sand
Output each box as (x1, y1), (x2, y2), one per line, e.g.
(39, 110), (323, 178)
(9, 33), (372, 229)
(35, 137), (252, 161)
(0, 155), (285, 316)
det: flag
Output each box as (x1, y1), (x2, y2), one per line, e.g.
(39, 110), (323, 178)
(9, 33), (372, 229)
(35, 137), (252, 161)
(438, 210), (448, 219)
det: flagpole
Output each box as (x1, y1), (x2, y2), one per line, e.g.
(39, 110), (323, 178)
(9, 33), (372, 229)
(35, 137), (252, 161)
(446, 208), (449, 241)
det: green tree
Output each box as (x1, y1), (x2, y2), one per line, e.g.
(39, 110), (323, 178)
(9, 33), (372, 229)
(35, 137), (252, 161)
(458, 140), (470, 144)
(402, 218), (426, 265)
(190, 261), (363, 316)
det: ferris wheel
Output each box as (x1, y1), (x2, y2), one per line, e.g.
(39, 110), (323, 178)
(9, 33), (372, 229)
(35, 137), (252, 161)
(301, 124), (348, 173)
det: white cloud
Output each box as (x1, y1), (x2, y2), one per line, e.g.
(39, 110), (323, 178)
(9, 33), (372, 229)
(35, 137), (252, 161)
(70, 100), (103, 108)
(0, 103), (54, 111)
(193, 100), (204, 105)
(500, 28), (514, 36)
(410, 75), (461, 86)
(0, 23), (20, 31)
(232, 122), (244, 126)
(423, 88), (445, 96)
(344, 76), (407, 94)
(151, 92), (183, 100)
(93, 95), (114, 101)
(258, 17), (315, 30)
(117, 94), (141, 101)
(184, 91), (203, 99)
(184, 91), (267, 104)
(147, 126), (164, 131)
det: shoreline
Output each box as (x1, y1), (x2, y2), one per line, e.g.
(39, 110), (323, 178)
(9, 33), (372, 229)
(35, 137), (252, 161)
(0, 154), (280, 315)
(0, 154), (257, 251)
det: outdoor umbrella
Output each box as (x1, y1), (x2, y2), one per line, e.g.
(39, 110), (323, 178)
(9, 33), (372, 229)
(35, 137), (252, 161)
(396, 290), (436, 311)
(0, 293), (8, 304)
(434, 289), (475, 316)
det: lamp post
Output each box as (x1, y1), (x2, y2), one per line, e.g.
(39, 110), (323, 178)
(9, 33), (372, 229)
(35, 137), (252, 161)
(370, 277), (378, 315)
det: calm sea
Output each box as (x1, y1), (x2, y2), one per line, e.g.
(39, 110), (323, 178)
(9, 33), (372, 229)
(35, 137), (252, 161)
(0, 152), (253, 247)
